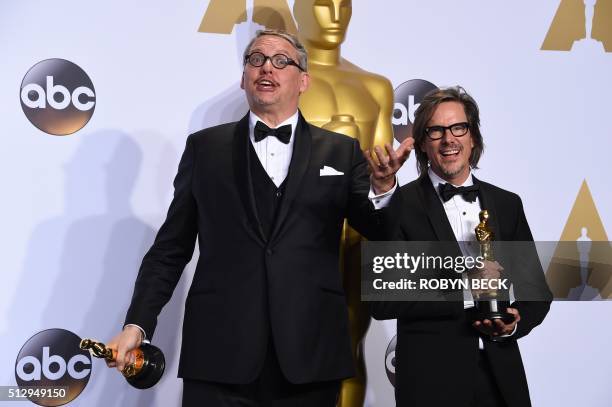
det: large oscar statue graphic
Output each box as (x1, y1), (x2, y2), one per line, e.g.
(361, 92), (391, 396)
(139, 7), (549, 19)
(294, 1), (395, 405)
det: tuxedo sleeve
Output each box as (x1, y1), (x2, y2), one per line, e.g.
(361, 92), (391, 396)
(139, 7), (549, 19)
(369, 190), (464, 321)
(345, 138), (386, 241)
(124, 134), (199, 339)
(507, 195), (552, 339)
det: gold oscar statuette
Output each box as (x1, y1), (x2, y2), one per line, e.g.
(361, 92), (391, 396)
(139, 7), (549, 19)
(473, 210), (514, 324)
(80, 338), (165, 389)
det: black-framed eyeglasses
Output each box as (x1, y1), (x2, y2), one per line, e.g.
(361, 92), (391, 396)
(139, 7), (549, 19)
(425, 122), (469, 140)
(244, 52), (304, 71)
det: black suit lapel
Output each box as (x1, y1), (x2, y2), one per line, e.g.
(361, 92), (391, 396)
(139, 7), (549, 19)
(269, 113), (312, 243)
(232, 112), (266, 245)
(418, 175), (458, 242)
(473, 176), (501, 239)
(418, 175), (463, 289)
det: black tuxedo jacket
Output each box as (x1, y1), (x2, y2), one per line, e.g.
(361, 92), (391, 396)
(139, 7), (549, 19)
(371, 174), (552, 407)
(124, 112), (382, 384)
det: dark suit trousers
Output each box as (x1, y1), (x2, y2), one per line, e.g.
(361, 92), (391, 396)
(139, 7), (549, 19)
(472, 351), (507, 407)
(182, 340), (340, 407)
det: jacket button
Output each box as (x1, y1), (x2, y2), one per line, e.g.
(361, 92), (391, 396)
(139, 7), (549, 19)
(266, 248), (273, 255)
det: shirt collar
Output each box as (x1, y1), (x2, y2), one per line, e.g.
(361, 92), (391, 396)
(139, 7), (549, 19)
(248, 110), (299, 143)
(428, 167), (474, 199)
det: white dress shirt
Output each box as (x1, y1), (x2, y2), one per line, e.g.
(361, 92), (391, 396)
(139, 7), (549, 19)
(249, 111), (298, 187)
(428, 168), (481, 309)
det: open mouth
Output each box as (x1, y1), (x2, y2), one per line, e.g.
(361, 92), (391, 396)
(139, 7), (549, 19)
(439, 147), (460, 158)
(256, 78), (277, 91)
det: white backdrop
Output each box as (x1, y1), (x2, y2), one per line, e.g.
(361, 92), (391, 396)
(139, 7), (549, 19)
(1, 1), (610, 406)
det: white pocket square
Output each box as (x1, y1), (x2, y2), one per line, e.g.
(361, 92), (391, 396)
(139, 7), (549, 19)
(319, 166), (344, 176)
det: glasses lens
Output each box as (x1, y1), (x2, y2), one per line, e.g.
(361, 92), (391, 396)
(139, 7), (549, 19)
(271, 54), (289, 69)
(427, 126), (444, 140)
(450, 123), (468, 136)
(248, 53), (265, 67)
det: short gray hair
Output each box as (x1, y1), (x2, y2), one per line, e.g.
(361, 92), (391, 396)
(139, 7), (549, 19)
(243, 29), (308, 72)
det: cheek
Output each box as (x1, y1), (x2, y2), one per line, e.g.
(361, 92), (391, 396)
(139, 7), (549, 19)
(466, 141), (474, 157)
(342, 9), (352, 26)
(314, 6), (330, 25)
(421, 141), (434, 155)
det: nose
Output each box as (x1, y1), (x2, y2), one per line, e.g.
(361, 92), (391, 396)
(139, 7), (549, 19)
(260, 57), (273, 73)
(440, 128), (455, 143)
(331, 2), (341, 22)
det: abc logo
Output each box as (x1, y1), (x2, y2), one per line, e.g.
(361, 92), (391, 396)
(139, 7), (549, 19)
(20, 59), (96, 136)
(393, 79), (438, 142)
(385, 334), (397, 387)
(15, 329), (92, 406)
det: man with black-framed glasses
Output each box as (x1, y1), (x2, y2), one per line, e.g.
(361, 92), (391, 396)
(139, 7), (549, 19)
(108, 29), (412, 406)
(371, 86), (551, 407)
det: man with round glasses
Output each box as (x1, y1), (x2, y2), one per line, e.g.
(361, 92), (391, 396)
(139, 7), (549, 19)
(371, 87), (551, 407)
(108, 29), (412, 406)
(245, 51), (305, 71)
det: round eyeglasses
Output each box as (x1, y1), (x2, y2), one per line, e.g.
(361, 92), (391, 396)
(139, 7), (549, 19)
(424, 122), (469, 140)
(244, 52), (304, 71)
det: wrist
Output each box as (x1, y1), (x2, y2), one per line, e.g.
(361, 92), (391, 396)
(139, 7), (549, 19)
(372, 176), (394, 195)
(124, 325), (144, 343)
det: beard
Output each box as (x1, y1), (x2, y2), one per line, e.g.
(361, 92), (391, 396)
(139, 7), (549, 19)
(440, 161), (468, 179)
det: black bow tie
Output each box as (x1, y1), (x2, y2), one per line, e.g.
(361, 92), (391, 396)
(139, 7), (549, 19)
(438, 183), (480, 203)
(254, 121), (292, 144)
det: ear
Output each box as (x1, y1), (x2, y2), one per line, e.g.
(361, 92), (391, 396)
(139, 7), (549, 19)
(299, 72), (310, 94)
(470, 134), (475, 149)
(240, 71), (245, 90)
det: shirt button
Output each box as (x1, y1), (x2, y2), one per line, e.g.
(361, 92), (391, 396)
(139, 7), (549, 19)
(462, 212), (466, 216)
(375, 200), (380, 204)
(270, 152), (275, 156)
(271, 176), (274, 180)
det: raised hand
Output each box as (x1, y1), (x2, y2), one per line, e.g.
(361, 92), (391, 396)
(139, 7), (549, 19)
(364, 137), (414, 194)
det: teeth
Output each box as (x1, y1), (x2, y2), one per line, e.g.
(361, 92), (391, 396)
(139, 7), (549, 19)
(441, 150), (459, 155)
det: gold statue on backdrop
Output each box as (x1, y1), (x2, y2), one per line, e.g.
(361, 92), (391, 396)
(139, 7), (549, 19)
(546, 180), (612, 299)
(541, 0), (612, 52)
(199, 0), (297, 34)
(294, 1), (395, 405)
